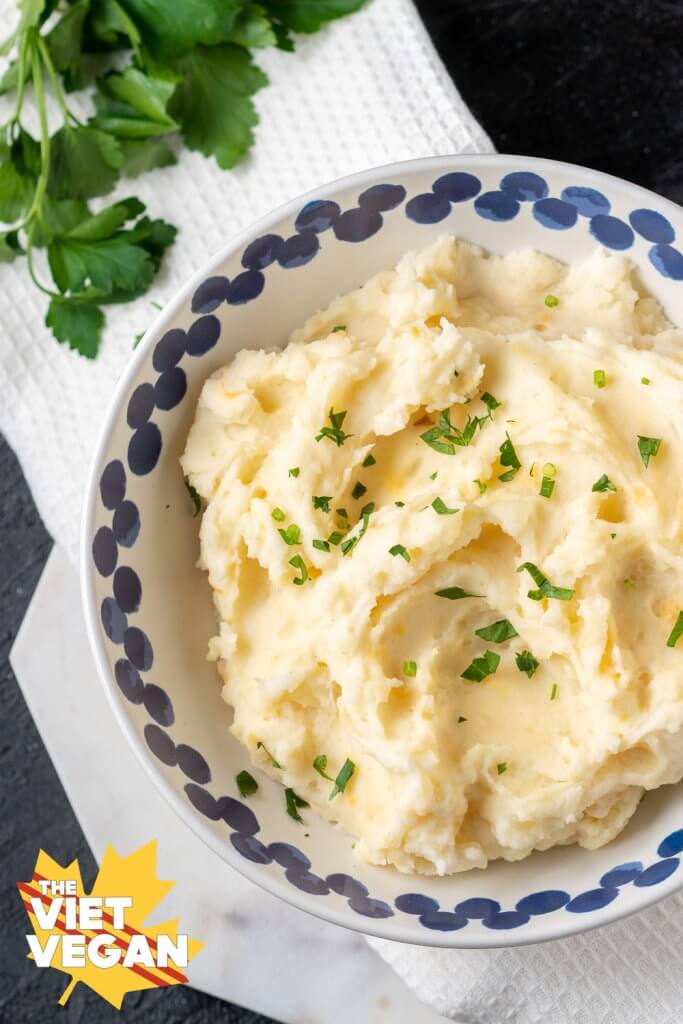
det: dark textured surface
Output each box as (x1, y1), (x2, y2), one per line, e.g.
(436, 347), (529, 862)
(1, 2), (682, 1020)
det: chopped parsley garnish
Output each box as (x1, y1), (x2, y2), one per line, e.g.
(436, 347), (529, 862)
(623, 578), (636, 589)
(461, 649), (500, 682)
(331, 325), (346, 332)
(432, 497), (459, 515)
(271, 507), (286, 522)
(403, 660), (417, 677)
(313, 539), (330, 552)
(545, 294), (559, 308)
(496, 762), (508, 775)
(328, 531), (344, 546)
(592, 474), (617, 493)
(436, 586), (482, 600)
(666, 611), (683, 648)
(313, 755), (333, 781)
(184, 479), (202, 517)
(420, 408), (484, 455)
(289, 555), (309, 585)
(395, 500), (405, 507)
(330, 758), (355, 799)
(285, 787), (309, 823)
(474, 618), (518, 643)
(550, 683), (559, 701)
(257, 742), (281, 769)
(474, 479), (487, 494)
(336, 508), (349, 520)
(429, 471), (438, 480)
(312, 495), (332, 513)
(363, 453), (377, 467)
(637, 435), (662, 468)
(499, 434), (521, 481)
(517, 562), (575, 601)
(341, 503), (374, 556)
(594, 369), (606, 389)
(458, 715), (467, 723)
(641, 377), (651, 385)
(278, 524), (301, 545)
(352, 481), (367, 500)
(539, 476), (555, 498)
(236, 770), (258, 798)
(288, 467), (300, 478)
(515, 650), (539, 678)
(481, 392), (501, 413)
(316, 408), (351, 447)
(389, 544), (411, 562)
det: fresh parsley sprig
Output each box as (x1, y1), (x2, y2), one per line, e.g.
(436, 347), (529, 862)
(0, 0), (367, 356)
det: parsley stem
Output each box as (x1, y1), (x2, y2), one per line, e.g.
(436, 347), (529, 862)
(26, 36), (50, 226)
(12, 29), (30, 124)
(36, 35), (73, 125)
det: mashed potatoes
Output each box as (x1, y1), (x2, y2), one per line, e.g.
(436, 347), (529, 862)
(181, 237), (683, 875)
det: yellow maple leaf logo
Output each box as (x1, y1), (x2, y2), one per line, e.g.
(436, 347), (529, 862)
(17, 841), (203, 1009)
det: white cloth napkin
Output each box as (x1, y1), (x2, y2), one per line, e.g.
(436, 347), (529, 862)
(0, 0), (490, 567)
(5, 3), (682, 1022)
(368, 896), (683, 1023)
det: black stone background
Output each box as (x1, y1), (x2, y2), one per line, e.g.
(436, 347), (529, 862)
(1, 1), (681, 1020)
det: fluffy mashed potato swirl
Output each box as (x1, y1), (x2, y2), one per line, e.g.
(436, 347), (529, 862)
(182, 237), (683, 875)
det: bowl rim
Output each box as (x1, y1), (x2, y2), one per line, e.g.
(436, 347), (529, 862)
(81, 151), (683, 948)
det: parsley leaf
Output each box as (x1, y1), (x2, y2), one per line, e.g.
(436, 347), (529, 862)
(312, 495), (332, 513)
(45, 300), (105, 358)
(515, 649), (539, 678)
(432, 497), (459, 515)
(278, 524), (301, 545)
(592, 474), (617, 493)
(545, 294), (559, 308)
(288, 466), (300, 478)
(389, 543), (410, 562)
(666, 611), (683, 648)
(236, 770), (258, 797)
(461, 649), (500, 682)
(420, 408), (483, 455)
(517, 561), (574, 601)
(170, 45), (268, 169)
(285, 787), (309, 822)
(539, 475), (555, 498)
(594, 369), (606, 388)
(481, 391), (501, 413)
(184, 478), (202, 516)
(474, 618), (518, 643)
(48, 125), (123, 200)
(91, 67), (179, 140)
(289, 554), (308, 585)
(117, 0), (244, 58)
(403, 660), (417, 676)
(498, 433), (521, 481)
(637, 435), (662, 468)
(316, 407), (352, 447)
(496, 761), (507, 774)
(312, 538), (330, 552)
(330, 757), (355, 799)
(362, 452), (376, 467)
(550, 683), (559, 701)
(435, 586), (482, 600)
(262, 0), (366, 34)
(352, 480), (367, 499)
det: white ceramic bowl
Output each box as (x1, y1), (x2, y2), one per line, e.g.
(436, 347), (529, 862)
(82, 155), (683, 947)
